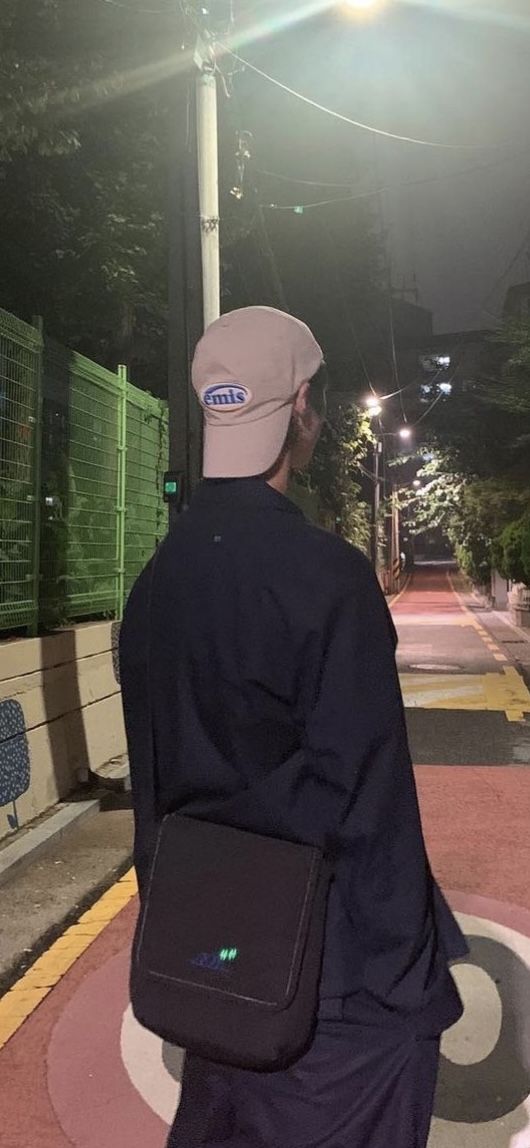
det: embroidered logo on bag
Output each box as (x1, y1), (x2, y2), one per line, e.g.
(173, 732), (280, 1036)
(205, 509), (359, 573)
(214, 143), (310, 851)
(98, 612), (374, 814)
(200, 384), (251, 409)
(191, 948), (239, 973)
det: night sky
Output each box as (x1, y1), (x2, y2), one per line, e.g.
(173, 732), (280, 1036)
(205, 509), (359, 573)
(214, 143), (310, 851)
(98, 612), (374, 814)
(228, 0), (530, 333)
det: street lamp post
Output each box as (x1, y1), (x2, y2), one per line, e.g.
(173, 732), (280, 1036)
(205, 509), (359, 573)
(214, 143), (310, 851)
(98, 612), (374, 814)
(371, 437), (382, 574)
(390, 483), (401, 592)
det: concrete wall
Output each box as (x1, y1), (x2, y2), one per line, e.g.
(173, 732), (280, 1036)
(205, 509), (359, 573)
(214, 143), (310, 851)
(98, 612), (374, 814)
(0, 623), (124, 842)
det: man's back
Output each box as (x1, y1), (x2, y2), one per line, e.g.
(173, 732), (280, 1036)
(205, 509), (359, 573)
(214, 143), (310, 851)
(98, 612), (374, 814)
(120, 478), (463, 1028)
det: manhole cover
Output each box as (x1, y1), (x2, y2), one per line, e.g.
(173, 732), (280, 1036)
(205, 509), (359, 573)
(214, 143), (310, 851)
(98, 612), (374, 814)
(410, 663), (463, 672)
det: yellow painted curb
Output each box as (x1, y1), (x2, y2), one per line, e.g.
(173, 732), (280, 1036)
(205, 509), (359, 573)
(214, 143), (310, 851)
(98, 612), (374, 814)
(0, 868), (137, 1051)
(448, 574), (516, 669)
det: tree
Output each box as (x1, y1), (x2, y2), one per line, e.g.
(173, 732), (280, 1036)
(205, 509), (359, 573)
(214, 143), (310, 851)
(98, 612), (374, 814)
(0, 0), (184, 381)
(0, 0), (387, 410)
(495, 517), (530, 586)
(404, 316), (530, 585)
(301, 401), (372, 551)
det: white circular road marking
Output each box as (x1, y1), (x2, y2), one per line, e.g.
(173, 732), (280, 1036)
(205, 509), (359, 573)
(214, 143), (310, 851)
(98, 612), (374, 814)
(121, 1004), (184, 1125)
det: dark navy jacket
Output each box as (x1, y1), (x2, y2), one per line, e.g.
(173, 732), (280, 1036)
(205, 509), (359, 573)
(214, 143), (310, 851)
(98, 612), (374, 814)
(120, 478), (465, 1035)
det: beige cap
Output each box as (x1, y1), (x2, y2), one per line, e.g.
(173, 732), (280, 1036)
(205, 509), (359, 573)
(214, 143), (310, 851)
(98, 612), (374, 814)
(191, 306), (323, 478)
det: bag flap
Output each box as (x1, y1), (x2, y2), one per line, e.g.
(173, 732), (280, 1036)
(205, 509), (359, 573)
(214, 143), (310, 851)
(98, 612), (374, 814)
(136, 815), (323, 1011)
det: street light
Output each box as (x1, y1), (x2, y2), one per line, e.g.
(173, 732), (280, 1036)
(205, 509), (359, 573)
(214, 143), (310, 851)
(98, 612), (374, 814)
(398, 426), (412, 441)
(339, 0), (386, 18)
(341, 0), (383, 9)
(364, 394), (383, 418)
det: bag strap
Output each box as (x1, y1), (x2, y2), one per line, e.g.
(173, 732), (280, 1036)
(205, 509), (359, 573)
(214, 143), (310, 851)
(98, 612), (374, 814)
(127, 544), (165, 896)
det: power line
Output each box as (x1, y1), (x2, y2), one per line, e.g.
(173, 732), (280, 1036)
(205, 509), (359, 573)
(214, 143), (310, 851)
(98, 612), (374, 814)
(412, 389), (445, 426)
(260, 153), (528, 212)
(95, 0), (174, 13)
(358, 460), (378, 484)
(380, 376), (430, 402)
(222, 46), (504, 152)
(258, 168), (359, 191)
(265, 189), (389, 212)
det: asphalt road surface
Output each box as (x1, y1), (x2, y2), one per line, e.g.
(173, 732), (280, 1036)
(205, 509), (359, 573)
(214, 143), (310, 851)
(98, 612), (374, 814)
(1, 567), (529, 1148)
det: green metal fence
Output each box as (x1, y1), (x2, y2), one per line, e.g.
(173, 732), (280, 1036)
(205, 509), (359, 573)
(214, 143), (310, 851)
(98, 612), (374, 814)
(125, 384), (169, 600)
(40, 341), (125, 623)
(0, 311), (42, 634)
(0, 307), (168, 634)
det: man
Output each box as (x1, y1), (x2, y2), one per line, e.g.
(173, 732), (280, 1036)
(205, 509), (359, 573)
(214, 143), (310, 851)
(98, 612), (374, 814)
(120, 306), (465, 1148)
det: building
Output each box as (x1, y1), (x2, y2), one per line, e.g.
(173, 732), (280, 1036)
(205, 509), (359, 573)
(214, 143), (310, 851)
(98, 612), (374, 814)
(503, 282), (530, 321)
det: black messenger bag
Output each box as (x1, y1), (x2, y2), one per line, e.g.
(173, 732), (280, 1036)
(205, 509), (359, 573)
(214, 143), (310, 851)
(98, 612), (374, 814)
(129, 553), (332, 1072)
(130, 815), (331, 1071)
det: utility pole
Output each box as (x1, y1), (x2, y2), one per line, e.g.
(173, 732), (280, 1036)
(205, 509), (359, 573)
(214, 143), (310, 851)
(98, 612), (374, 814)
(390, 484), (401, 593)
(166, 74), (203, 526)
(371, 438), (382, 575)
(195, 47), (221, 330)
(166, 35), (221, 527)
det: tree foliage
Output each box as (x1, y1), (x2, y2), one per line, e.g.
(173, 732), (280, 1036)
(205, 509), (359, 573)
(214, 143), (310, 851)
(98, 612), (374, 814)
(303, 403), (372, 551)
(409, 319), (530, 586)
(0, 0), (183, 382)
(495, 516), (530, 585)
(0, 0), (385, 496)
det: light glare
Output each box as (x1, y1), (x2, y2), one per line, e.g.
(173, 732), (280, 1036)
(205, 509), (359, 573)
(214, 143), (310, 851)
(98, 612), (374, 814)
(365, 395), (383, 417)
(340, 0), (383, 12)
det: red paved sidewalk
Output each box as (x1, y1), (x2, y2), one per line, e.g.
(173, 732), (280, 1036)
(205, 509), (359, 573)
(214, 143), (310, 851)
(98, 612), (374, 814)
(392, 568), (463, 616)
(1, 765), (529, 1148)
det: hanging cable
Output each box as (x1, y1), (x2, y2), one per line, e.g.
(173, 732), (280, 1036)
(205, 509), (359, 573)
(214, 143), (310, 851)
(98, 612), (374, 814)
(95, 0), (175, 13)
(258, 169), (359, 190)
(412, 389), (445, 425)
(260, 152), (528, 212)
(220, 47), (504, 152)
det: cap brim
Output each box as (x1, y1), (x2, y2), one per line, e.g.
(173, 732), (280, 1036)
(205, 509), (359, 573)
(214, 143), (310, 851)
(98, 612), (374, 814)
(203, 404), (293, 479)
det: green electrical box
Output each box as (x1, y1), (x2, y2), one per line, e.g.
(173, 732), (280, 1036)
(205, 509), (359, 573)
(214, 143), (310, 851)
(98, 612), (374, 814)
(163, 471), (184, 506)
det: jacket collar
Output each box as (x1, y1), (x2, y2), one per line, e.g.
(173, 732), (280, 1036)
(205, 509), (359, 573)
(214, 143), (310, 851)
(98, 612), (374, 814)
(190, 478), (304, 518)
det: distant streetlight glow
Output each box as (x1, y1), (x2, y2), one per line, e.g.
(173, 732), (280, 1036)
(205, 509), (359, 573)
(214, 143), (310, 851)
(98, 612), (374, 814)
(399, 427), (412, 441)
(364, 394), (383, 417)
(413, 479), (421, 489)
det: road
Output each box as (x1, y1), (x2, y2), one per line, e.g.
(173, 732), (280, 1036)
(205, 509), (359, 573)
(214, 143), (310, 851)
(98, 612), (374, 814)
(1, 567), (530, 1148)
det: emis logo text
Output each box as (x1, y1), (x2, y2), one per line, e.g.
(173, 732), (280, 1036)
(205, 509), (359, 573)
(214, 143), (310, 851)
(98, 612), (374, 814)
(201, 383), (251, 409)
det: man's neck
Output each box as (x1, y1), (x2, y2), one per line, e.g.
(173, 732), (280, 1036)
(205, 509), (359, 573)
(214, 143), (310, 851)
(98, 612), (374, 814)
(267, 453), (291, 496)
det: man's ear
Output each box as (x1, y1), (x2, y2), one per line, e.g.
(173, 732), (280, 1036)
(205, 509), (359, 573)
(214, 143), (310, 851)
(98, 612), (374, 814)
(293, 380), (310, 417)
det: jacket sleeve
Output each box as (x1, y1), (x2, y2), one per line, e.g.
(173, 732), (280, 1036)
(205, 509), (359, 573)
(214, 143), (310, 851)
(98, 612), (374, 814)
(298, 554), (459, 1012)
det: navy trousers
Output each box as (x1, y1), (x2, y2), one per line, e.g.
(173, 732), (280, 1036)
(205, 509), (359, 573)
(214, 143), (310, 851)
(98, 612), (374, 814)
(166, 1023), (440, 1148)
